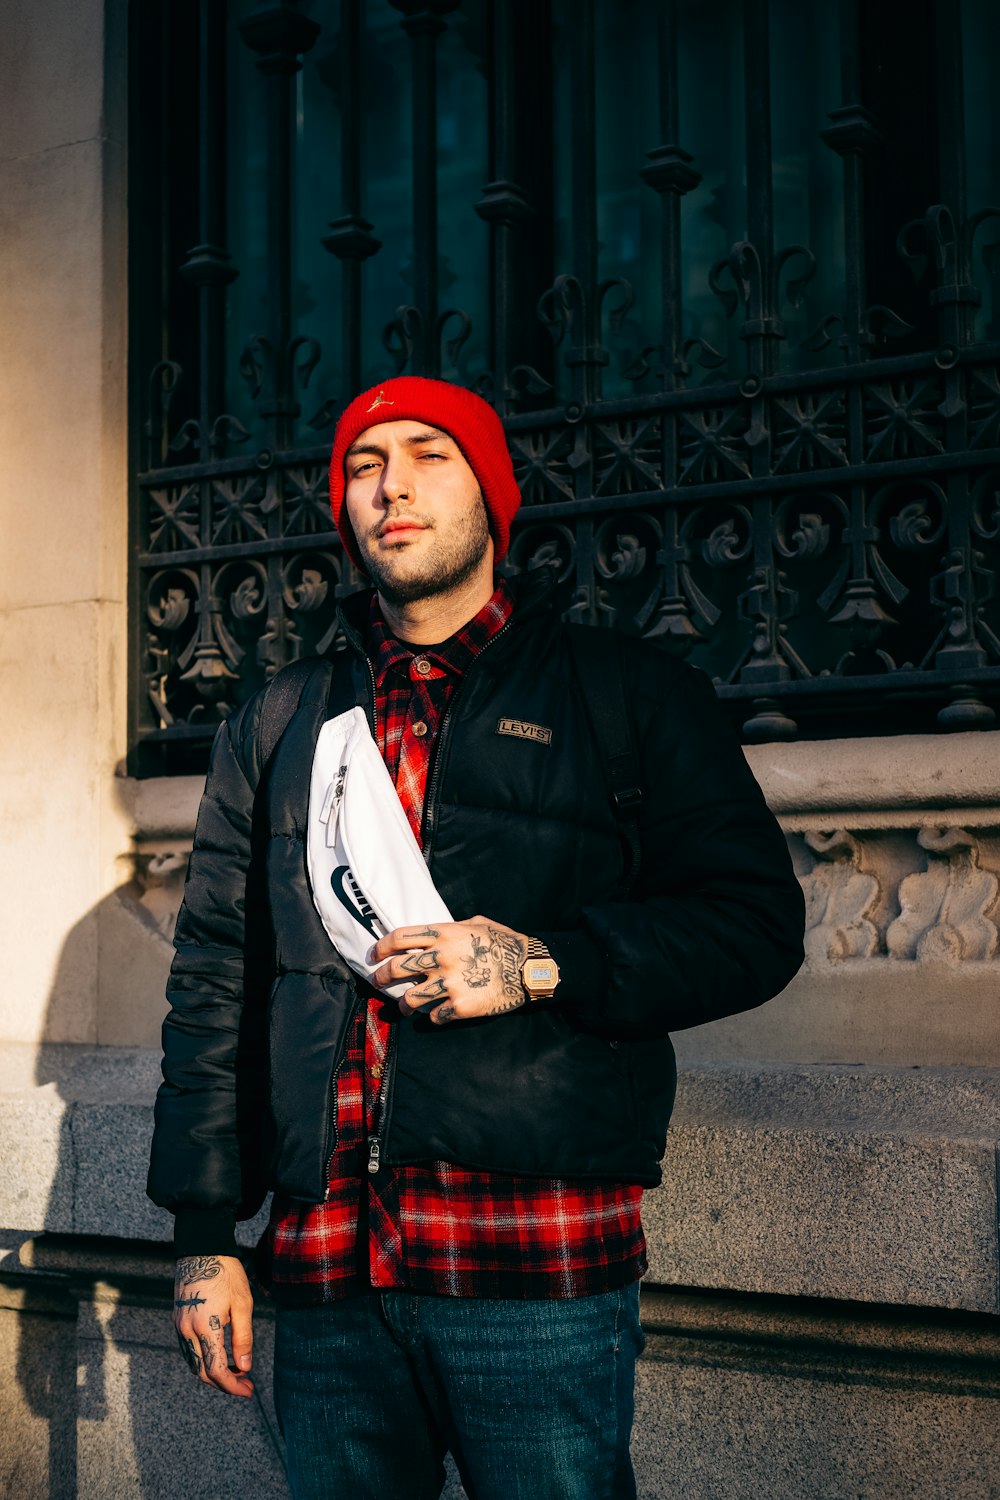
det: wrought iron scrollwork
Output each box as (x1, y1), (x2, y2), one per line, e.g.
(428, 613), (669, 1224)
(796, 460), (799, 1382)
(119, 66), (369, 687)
(133, 0), (1000, 770)
(380, 304), (474, 378)
(137, 351), (1000, 764)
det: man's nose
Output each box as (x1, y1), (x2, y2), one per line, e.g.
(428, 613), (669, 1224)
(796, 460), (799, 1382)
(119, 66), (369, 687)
(381, 460), (412, 506)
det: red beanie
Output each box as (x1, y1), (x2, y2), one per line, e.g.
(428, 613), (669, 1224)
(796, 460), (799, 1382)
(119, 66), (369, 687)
(329, 376), (522, 570)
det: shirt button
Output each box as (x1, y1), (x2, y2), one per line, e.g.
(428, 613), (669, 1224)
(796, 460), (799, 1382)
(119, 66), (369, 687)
(413, 657), (432, 677)
(411, 720), (428, 738)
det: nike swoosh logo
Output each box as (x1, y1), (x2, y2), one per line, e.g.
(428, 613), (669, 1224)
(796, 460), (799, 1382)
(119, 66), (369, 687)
(330, 864), (380, 939)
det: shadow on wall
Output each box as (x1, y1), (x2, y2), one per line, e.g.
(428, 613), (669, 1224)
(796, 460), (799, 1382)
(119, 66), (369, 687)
(11, 779), (468, 1496)
(12, 863), (289, 1497)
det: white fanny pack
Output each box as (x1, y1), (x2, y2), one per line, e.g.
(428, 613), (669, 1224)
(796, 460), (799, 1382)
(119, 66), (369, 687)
(306, 707), (453, 999)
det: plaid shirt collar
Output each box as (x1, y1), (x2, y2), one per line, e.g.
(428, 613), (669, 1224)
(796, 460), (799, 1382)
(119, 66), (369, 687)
(366, 578), (515, 684)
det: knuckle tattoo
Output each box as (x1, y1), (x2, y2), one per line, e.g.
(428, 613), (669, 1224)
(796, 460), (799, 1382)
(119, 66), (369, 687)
(400, 949), (440, 976)
(414, 979), (447, 1007)
(176, 1330), (203, 1377)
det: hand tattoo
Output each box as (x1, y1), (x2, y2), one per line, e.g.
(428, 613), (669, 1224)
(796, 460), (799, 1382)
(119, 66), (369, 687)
(176, 1330), (202, 1376)
(198, 1333), (216, 1375)
(176, 1255), (222, 1287)
(174, 1293), (207, 1311)
(413, 979), (447, 1011)
(462, 933), (491, 989)
(488, 927), (528, 1009)
(433, 1004), (457, 1024)
(399, 949), (440, 975)
(208, 1314), (221, 1330)
(413, 927), (439, 938)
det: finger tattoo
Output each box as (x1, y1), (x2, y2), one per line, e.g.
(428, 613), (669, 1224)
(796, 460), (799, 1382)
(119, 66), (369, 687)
(413, 980), (448, 1012)
(174, 1294), (207, 1311)
(412, 927), (439, 938)
(399, 949), (440, 975)
(416, 978), (447, 999)
(433, 1003), (457, 1024)
(199, 1334), (217, 1375)
(176, 1330), (202, 1376)
(208, 1314), (221, 1330)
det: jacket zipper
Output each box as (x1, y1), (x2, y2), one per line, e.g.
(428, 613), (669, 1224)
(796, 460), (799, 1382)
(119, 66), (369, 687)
(363, 617), (513, 1173)
(364, 656), (378, 740)
(322, 1027), (355, 1201)
(364, 646), (395, 1175)
(367, 1033), (397, 1174)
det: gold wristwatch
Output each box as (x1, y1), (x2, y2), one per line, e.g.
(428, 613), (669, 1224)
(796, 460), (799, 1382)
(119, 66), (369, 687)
(521, 938), (560, 1002)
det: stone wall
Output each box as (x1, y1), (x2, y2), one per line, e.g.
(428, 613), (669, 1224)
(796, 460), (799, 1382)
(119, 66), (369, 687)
(0, 0), (131, 1048)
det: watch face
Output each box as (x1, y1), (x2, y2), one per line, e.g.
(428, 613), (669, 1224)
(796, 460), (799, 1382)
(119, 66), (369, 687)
(525, 960), (558, 987)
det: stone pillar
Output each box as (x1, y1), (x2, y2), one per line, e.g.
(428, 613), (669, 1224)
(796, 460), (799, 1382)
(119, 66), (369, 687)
(0, 0), (131, 1044)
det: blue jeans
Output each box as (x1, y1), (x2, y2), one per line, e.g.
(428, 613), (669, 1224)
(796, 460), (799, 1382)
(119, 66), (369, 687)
(273, 1284), (644, 1500)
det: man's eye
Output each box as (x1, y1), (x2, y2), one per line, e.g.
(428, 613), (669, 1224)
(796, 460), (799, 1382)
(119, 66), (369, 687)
(352, 461), (378, 475)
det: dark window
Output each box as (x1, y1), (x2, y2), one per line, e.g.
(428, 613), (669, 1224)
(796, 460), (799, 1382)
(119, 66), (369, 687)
(130, 0), (1000, 775)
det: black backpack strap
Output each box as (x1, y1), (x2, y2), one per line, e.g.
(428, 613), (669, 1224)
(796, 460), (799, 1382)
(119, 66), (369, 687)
(258, 657), (330, 769)
(564, 625), (643, 897)
(257, 650), (361, 774)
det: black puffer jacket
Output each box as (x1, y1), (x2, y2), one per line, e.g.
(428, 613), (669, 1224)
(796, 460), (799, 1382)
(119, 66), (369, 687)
(148, 573), (805, 1252)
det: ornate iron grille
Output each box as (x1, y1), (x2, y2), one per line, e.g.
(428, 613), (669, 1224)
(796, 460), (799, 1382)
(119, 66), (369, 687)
(130, 0), (1000, 775)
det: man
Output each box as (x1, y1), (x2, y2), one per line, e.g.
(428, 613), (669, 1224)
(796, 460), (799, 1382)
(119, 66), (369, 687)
(148, 376), (805, 1500)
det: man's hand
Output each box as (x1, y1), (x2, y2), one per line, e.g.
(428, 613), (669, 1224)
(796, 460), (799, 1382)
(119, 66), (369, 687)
(173, 1254), (255, 1399)
(371, 917), (530, 1024)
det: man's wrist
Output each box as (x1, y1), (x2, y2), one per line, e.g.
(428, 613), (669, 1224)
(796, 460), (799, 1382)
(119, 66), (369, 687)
(173, 1207), (239, 1259)
(529, 929), (607, 1018)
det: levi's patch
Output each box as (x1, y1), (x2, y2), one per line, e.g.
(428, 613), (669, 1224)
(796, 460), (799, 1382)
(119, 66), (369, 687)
(496, 717), (553, 745)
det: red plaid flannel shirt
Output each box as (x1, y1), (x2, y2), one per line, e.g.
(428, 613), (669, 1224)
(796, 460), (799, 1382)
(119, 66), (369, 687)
(261, 581), (646, 1303)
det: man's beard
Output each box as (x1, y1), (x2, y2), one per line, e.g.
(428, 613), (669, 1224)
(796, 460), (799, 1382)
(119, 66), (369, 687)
(359, 495), (492, 606)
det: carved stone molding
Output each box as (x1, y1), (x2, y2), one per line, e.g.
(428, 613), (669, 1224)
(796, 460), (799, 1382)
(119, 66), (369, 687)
(800, 830), (881, 963)
(798, 823), (1000, 964)
(126, 818), (1000, 970)
(886, 827), (1000, 963)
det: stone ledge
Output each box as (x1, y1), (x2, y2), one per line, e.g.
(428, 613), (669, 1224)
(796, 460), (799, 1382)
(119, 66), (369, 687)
(631, 1289), (1000, 1500)
(649, 1063), (1000, 1314)
(0, 1044), (267, 1246)
(18, 1232), (176, 1284)
(119, 775), (202, 841)
(745, 730), (1000, 815)
(0, 1046), (996, 1313)
(639, 1286), (1000, 1388)
(122, 728), (1000, 841)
